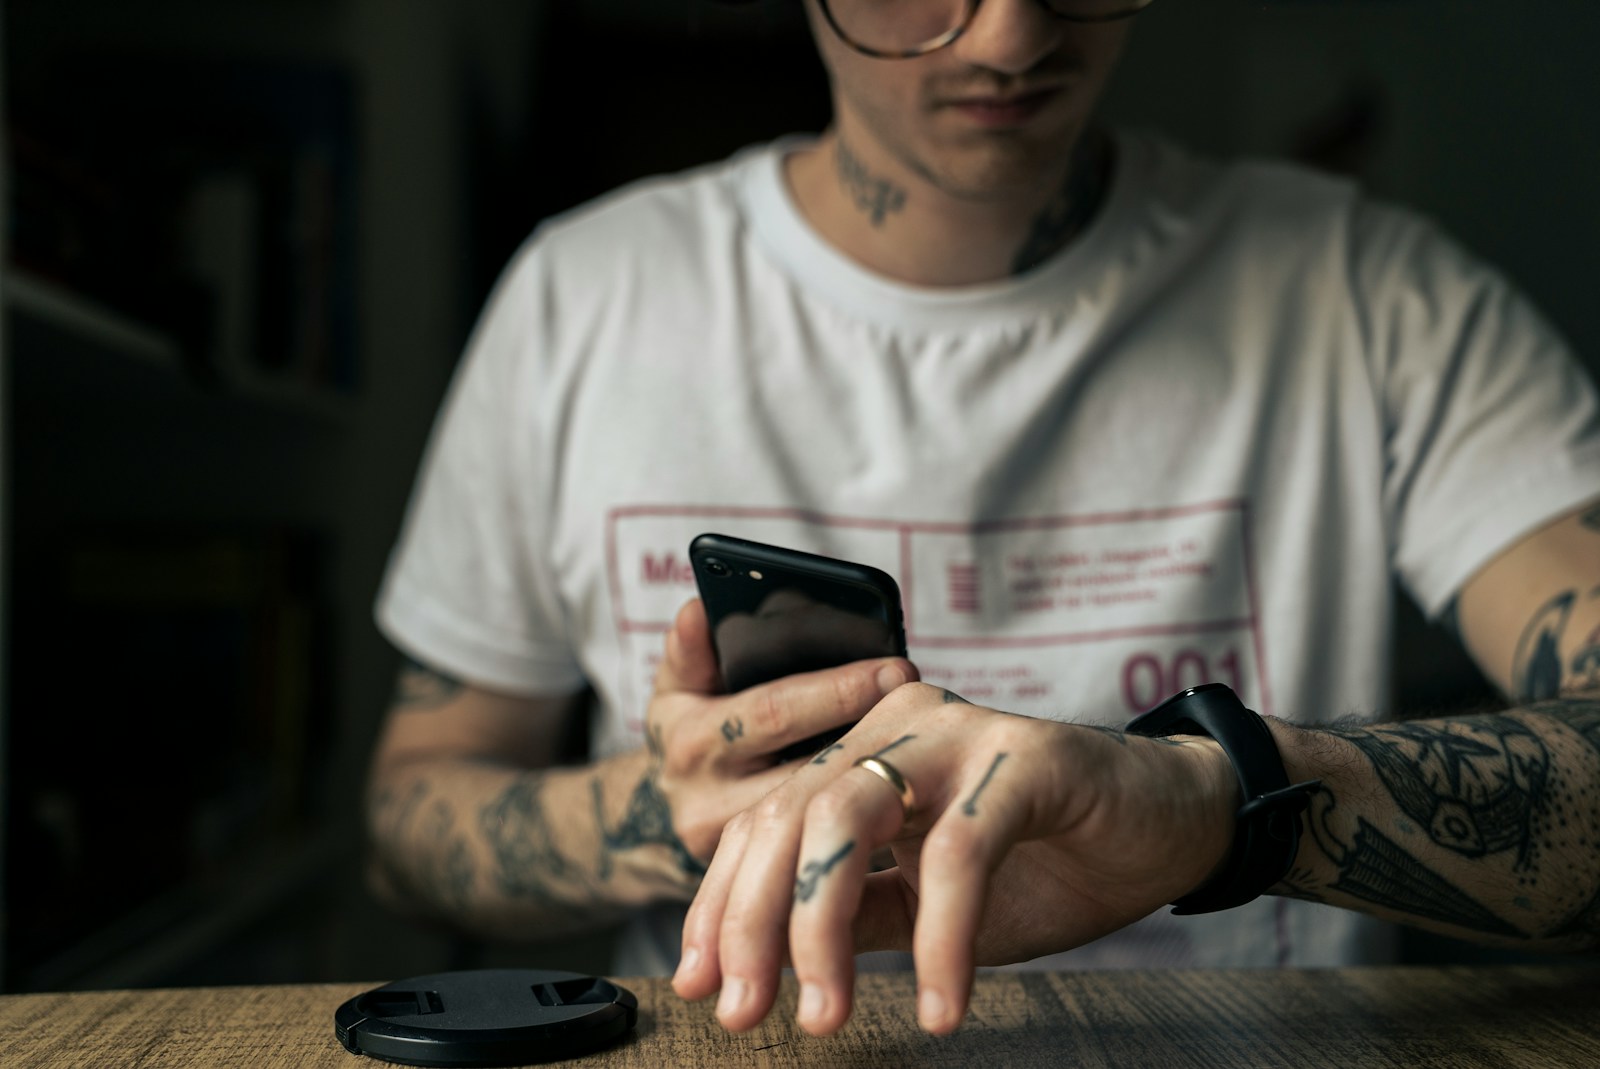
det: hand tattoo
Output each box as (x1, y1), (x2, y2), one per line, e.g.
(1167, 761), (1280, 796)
(721, 718), (745, 744)
(962, 753), (1008, 816)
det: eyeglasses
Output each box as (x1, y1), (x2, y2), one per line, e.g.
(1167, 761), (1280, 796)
(817, 0), (1155, 60)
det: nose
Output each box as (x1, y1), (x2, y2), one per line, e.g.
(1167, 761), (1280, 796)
(948, 0), (1066, 76)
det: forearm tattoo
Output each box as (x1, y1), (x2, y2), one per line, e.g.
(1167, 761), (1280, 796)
(1513, 591), (1576, 703)
(1305, 700), (1600, 948)
(1541, 701), (1600, 943)
(594, 770), (706, 880)
(1316, 811), (1524, 937)
(1571, 612), (1600, 694)
(373, 780), (477, 912)
(394, 658), (464, 709)
(1337, 719), (1549, 866)
(480, 773), (586, 905)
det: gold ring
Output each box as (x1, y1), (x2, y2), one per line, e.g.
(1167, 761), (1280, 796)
(853, 755), (916, 818)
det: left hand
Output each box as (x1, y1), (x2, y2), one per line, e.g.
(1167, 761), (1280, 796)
(671, 681), (1239, 1036)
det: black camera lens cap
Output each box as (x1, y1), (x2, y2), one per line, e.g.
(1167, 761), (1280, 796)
(334, 969), (638, 1067)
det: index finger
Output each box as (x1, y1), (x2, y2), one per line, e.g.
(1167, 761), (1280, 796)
(713, 658), (914, 764)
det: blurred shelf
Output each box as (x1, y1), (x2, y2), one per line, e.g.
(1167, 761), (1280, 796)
(5, 266), (354, 426)
(5, 269), (181, 371)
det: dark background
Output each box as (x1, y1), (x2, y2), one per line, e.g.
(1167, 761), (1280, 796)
(2, 0), (1596, 992)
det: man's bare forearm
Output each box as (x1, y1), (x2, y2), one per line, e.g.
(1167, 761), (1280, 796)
(1267, 696), (1600, 952)
(366, 747), (706, 939)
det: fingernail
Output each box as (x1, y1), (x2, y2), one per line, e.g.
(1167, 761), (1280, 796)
(676, 946), (700, 981)
(717, 976), (749, 1020)
(798, 984), (825, 1024)
(877, 664), (905, 694)
(919, 987), (948, 1031)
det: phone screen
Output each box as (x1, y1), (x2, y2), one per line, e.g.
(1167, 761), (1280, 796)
(689, 534), (906, 694)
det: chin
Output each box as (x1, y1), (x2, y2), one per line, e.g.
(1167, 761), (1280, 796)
(918, 141), (1076, 203)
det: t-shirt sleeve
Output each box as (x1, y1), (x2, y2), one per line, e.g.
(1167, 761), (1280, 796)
(374, 241), (587, 695)
(1356, 202), (1600, 618)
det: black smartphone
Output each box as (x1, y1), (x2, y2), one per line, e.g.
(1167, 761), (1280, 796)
(689, 532), (907, 759)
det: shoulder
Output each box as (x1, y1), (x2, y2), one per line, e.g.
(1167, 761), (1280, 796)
(527, 142), (773, 273)
(1122, 129), (1366, 242)
(1118, 130), (1481, 298)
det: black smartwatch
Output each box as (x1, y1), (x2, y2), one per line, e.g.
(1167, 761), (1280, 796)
(1125, 683), (1322, 915)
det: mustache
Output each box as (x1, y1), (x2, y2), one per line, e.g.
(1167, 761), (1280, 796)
(928, 56), (1086, 101)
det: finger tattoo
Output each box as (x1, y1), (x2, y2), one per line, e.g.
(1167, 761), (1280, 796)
(942, 689), (970, 704)
(812, 743), (846, 765)
(721, 718), (745, 744)
(794, 840), (857, 903)
(962, 753), (1009, 816)
(873, 734), (916, 758)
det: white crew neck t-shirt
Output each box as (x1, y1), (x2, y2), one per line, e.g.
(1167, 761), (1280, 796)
(378, 132), (1600, 976)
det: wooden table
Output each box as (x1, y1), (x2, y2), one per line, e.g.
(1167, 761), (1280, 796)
(2, 966), (1598, 1067)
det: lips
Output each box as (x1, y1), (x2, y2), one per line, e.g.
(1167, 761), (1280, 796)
(945, 87), (1061, 128)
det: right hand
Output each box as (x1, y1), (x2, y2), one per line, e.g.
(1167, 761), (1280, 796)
(647, 599), (917, 864)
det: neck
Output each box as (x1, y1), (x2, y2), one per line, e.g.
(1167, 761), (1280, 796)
(785, 127), (1111, 288)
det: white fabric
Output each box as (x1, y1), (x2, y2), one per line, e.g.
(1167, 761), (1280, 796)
(376, 132), (1600, 977)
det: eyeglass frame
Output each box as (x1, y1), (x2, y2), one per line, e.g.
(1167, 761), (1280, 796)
(815, 0), (1155, 60)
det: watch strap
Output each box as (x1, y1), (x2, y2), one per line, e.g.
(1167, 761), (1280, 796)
(1125, 683), (1322, 915)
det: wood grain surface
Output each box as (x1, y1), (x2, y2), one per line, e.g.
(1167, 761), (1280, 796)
(2, 966), (1597, 1068)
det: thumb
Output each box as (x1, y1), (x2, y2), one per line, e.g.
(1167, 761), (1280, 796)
(654, 598), (723, 696)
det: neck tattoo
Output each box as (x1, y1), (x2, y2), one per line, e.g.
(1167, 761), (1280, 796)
(1011, 132), (1111, 276)
(836, 139), (907, 227)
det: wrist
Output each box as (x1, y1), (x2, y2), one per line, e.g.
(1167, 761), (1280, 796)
(1127, 684), (1322, 914)
(591, 747), (707, 902)
(1176, 737), (1242, 891)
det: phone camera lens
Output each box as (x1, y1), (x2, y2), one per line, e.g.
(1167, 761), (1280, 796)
(705, 558), (731, 577)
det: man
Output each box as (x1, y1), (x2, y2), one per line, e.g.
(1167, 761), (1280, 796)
(366, 0), (1600, 1033)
